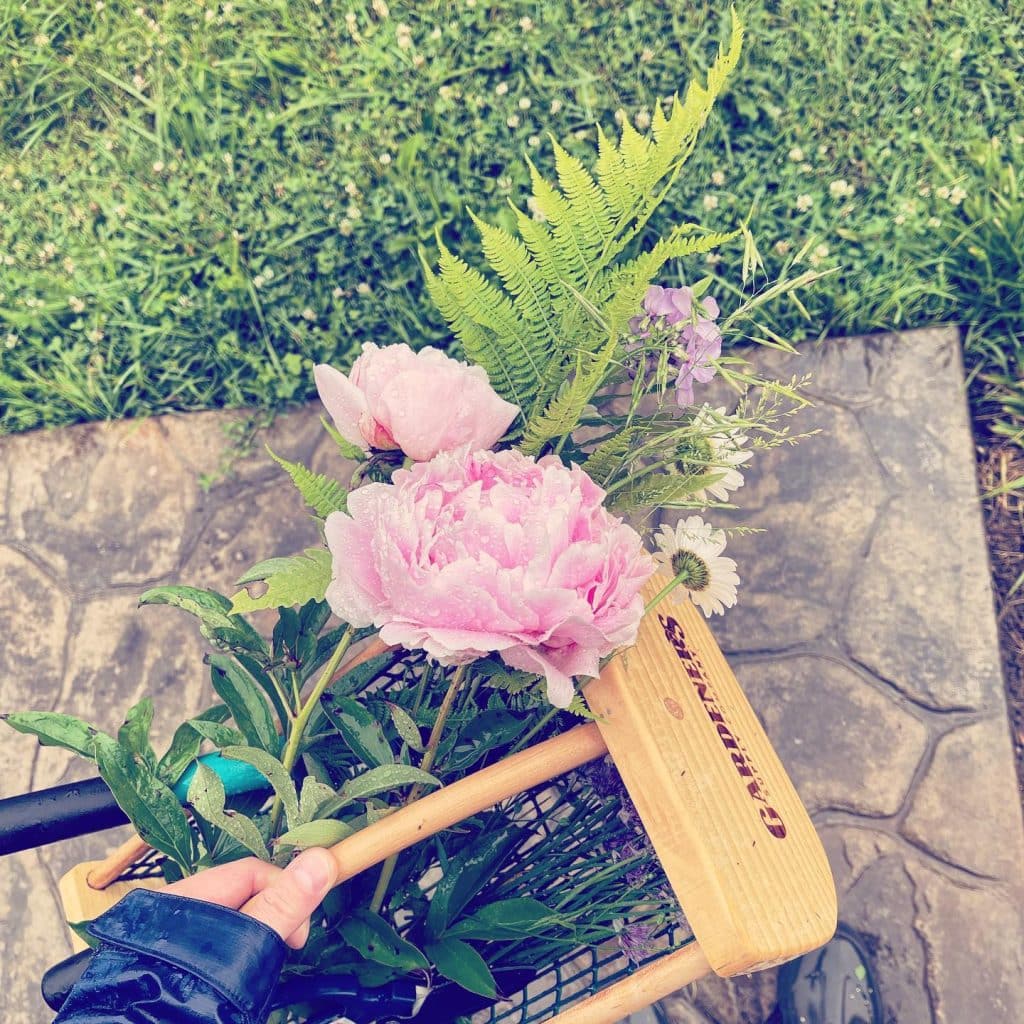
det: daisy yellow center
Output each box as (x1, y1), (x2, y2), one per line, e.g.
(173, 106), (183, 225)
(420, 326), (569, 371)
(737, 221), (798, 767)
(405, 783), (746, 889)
(670, 550), (710, 591)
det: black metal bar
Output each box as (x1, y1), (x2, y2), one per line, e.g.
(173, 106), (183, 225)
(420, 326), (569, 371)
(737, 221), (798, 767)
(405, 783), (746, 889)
(0, 776), (128, 856)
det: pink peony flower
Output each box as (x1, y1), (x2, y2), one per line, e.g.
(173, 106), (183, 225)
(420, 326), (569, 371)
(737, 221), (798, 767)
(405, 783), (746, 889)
(314, 343), (519, 461)
(324, 448), (655, 708)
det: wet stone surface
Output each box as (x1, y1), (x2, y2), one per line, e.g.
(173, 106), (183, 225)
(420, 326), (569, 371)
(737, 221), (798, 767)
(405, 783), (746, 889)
(0, 328), (1022, 1024)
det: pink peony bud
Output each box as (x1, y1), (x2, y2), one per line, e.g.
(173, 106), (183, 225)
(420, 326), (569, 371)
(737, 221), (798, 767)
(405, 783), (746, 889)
(314, 343), (519, 462)
(324, 447), (655, 708)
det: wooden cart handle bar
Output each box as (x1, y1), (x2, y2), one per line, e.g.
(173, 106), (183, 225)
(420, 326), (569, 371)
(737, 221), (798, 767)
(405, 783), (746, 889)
(547, 942), (713, 1024)
(322, 722), (608, 886)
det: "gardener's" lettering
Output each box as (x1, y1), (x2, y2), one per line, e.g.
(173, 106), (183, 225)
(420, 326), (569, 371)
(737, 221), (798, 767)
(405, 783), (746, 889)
(659, 614), (787, 840)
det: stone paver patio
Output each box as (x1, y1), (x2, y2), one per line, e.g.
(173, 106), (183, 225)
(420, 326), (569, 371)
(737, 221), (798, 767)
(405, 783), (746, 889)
(1, 326), (1022, 1024)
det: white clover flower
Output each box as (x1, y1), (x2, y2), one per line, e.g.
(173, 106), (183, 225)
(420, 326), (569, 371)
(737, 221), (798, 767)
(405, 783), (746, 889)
(301, 307), (316, 321)
(88, 328), (105, 343)
(927, 216), (941, 228)
(495, 81), (509, 96)
(635, 108), (651, 130)
(69, 296), (86, 313)
(774, 239), (791, 255)
(356, 281), (371, 294)
(152, 160), (165, 173)
(519, 16), (534, 31)
(379, 152), (392, 165)
(702, 194), (719, 211)
(550, 98), (563, 114)
(711, 169), (725, 186)
(527, 134), (540, 148)
(339, 218), (354, 236)
(809, 243), (830, 266)
(788, 146), (805, 162)
(640, 48), (655, 63)
(705, 252), (721, 266)
(6, 333), (19, 349)
(518, 96), (531, 110)
(795, 193), (813, 212)
(829, 178), (854, 199)
(653, 516), (739, 617)
(506, 114), (520, 129)
(949, 185), (967, 205)
(936, 185), (950, 200)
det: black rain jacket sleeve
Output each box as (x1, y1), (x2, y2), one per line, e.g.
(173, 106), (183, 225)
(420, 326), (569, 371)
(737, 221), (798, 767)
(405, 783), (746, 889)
(54, 888), (287, 1024)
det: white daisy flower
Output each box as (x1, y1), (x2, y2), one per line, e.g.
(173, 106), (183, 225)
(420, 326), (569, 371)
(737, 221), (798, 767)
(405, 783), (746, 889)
(653, 516), (739, 617)
(687, 406), (752, 502)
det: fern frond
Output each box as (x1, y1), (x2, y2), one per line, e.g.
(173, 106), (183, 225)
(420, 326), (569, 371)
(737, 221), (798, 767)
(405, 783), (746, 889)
(610, 471), (720, 513)
(520, 337), (619, 456)
(583, 428), (637, 487)
(602, 229), (739, 336)
(552, 139), (615, 254)
(267, 448), (347, 518)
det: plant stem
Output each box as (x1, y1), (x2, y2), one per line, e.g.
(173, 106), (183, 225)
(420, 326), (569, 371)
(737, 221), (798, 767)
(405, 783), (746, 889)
(368, 663), (468, 913)
(509, 705), (559, 755)
(644, 569), (692, 614)
(269, 626), (355, 836)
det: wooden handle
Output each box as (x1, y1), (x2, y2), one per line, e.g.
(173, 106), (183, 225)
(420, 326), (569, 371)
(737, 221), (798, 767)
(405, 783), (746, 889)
(328, 721), (606, 882)
(86, 834), (153, 890)
(547, 942), (713, 1024)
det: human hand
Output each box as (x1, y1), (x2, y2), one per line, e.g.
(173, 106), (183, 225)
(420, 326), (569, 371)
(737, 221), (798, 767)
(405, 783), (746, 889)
(164, 848), (338, 949)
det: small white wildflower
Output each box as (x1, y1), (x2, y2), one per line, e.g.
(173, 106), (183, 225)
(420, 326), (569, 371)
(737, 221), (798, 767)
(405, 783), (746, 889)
(379, 151), (392, 165)
(710, 169), (725, 187)
(550, 98), (563, 114)
(936, 185), (950, 200)
(438, 84), (453, 101)
(788, 146), (805, 162)
(526, 195), (546, 221)
(829, 178), (854, 199)
(95, 1), (106, 9)
(371, 0), (389, 17)
(527, 135), (540, 148)
(356, 281), (371, 295)
(893, 214), (906, 225)
(344, 180), (359, 197)
(506, 114), (520, 129)
(518, 96), (531, 110)
(635, 108), (651, 130)
(132, 73), (146, 90)
(4, 333), (18, 349)
(152, 160), (165, 173)
(413, 53), (425, 68)
(253, 274), (266, 288)
(702, 194), (719, 211)
(949, 185), (967, 206)
(222, 152), (233, 165)
(263, 267), (274, 281)
(430, 26), (441, 39)
(796, 193), (813, 212)
(204, 8), (214, 21)
(34, 33), (50, 46)
(918, 184), (932, 197)
(774, 240), (791, 256)
(339, 218), (354, 236)
(396, 23), (412, 48)
(799, 162), (813, 173)
(495, 81), (509, 96)
(640, 47), (655, 63)
(705, 252), (721, 266)
(301, 307), (316, 321)
(653, 516), (740, 617)
(115, 203), (128, 218)
(346, 204), (362, 220)
(809, 243), (830, 266)
(63, 257), (75, 274)
(518, 16), (534, 31)
(613, 109), (625, 125)
(927, 216), (941, 228)
(88, 328), (105, 343)
(69, 296), (86, 313)
(332, 286), (344, 298)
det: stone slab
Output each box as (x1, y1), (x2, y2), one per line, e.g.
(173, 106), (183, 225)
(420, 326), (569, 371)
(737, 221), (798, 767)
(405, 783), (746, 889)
(0, 327), (1021, 1024)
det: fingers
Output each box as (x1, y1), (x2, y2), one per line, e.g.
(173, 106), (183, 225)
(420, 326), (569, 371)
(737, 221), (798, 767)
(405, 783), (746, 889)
(165, 857), (282, 908)
(240, 848), (339, 948)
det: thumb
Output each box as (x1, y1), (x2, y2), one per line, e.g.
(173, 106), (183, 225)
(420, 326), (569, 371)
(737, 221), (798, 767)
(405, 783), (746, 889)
(241, 848), (338, 948)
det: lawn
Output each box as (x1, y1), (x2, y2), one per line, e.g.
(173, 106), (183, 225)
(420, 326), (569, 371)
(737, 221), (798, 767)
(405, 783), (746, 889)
(1, 0), (1021, 438)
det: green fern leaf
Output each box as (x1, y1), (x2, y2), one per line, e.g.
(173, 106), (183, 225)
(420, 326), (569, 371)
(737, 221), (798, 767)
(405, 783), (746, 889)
(610, 471), (721, 513)
(583, 428), (637, 487)
(267, 447), (348, 517)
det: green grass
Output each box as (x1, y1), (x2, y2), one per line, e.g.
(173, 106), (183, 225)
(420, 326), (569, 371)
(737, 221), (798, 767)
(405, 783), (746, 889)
(0, 0), (1022, 436)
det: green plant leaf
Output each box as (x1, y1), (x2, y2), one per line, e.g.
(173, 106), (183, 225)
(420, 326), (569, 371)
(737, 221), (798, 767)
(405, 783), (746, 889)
(267, 446), (348, 517)
(230, 548), (334, 614)
(139, 585), (267, 658)
(157, 706), (232, 786)
(320, 694), (394, 767)
(117, 698), (156, 771)
(276, 819), (353, 849)
(187, 761), (269, 860)
(339, 909), (429, 972)
(1, 711), (103, 759)
(209, 655), (278, 753)
(93, 734), (195, 870)
(425, 937), (497, 998)
(425, 828), (517, 938)
(385, 701), (424, 753)
(298, 776), (338, 822)
(446, 898), (560, 941)
(188, 719), (247, 748)
(318, 764), (440, 818)
(222, 746), (300, 830)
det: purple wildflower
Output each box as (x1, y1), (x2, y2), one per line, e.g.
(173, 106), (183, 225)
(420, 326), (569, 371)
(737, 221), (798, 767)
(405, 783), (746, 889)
(618, 921), (657, 965)
(627, 285), (722, 408)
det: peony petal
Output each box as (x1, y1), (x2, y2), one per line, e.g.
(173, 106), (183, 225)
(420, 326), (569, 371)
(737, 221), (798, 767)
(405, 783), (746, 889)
(314, 364), (371, 452)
